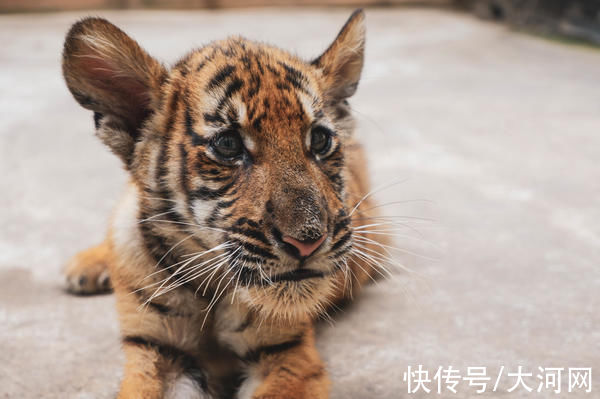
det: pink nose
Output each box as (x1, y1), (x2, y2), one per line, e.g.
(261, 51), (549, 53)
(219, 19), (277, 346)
(282, 234), (327, 258)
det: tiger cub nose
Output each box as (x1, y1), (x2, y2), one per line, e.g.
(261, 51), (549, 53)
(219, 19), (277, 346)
(282, 234), (327, 258)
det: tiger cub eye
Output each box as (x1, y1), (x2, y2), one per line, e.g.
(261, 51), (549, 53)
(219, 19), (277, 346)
(213, 130), (244, 159)
(310, 126), (332, 156)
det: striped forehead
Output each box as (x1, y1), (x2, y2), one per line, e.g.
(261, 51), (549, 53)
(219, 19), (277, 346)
(178, 39), (321, 141)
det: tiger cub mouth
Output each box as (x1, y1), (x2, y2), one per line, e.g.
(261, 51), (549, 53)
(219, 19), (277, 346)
(237, 264), (333, 285)
(269, 268), (325, 283)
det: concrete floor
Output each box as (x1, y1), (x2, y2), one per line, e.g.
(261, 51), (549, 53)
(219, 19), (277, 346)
(1, 7), (599, 399)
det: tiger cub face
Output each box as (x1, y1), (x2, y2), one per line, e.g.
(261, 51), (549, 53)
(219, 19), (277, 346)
(63, 10), (365, 320)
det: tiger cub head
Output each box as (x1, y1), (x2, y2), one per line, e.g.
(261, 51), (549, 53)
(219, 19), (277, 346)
(63, 10), (366, 321)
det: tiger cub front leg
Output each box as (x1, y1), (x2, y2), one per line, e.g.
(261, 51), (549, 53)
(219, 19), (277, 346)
(238, 327), (329, 399)
(119, 336), (209, 399)
(64, 239), (112, 294)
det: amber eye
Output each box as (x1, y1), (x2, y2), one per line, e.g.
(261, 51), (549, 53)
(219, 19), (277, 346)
(212, 130), (244, 159)
(310, 126), (333, 156)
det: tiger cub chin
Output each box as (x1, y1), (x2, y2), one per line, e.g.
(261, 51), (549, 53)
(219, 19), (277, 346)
(62, 9), (387, 399)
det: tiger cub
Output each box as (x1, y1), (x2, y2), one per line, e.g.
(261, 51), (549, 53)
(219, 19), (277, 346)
(62, 9), (386, 399)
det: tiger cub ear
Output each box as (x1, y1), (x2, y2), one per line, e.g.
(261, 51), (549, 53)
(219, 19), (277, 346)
(62, 17), (166, 164)
(312, 9), (366, 102)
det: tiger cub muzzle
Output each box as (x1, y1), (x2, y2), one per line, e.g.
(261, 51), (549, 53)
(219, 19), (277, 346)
(269, 186), (328, 261)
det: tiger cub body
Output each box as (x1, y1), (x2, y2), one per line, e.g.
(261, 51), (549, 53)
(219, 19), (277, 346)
(62, 10), (385, 398)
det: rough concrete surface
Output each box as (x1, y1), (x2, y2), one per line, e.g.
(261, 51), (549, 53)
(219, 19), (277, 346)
(1, 7), (599, 399)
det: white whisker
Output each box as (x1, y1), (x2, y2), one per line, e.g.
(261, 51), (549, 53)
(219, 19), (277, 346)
(144, 243), (235, 302)
(138, 210), (177, 224)
(349, 178), (411, 216)
(140, 195), (178, 203)
(350, 246), (395, 279)
(352, 199), (433, 216)
(135, 234), (197, 285)
(144, 219), (228, 234)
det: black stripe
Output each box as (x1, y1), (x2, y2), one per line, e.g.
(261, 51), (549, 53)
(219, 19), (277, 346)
(278, 61), (302, 78)
(252, 112), (266, 132)
(235, 315), (252, 332)
(123, 336), (194, 363)
(196, 47), (217, 73)
(331, 231), (352, 252)
(179, 143), (191, 197)
(228, 227), (270, 246)
(255, 56), (265, 75)
(196, 151), (223, 170)
(238, 254), (263, 264)
(278, 61), (308, 92)
(200, 174), (232, 183)
(233, 239), (277, 260)
(276, 82), (291, 91)
(123, 336), (208, 391)
(209, 78), (245, 126)
(216, 197), (238, 209)
(206, 196), (238, 227)
(266, 64), (280, 77)
(333, 217), (351, 237)
(221, 45), (236, 57)
(241, 55), (252, 69)
(247, 219), (260, 229)
(193, 181), (234, 200)
(93, 112), (103, 129)
(179, 66), (189, 77)
(222, 78), (244, 102)
(247, 74), (261, 98)
(72, 90), (97, 107)
(233, 217), (247, 226)
(147, 301), (172, 314)
(129, 288), (187, 317)
(265, 200), (274, 214)
(185, 107), (209, 146)
(244, 334), (304, 363)
(247, 104), (256, 121)
(327, 172), (344, 193)
(203, 111), (225, 125)
(329, 244), (352, 260)
(234, 217), (261, 229)
(204, 168), (221, 175)
(225, 106), (237, 125)
(238, 265), (260, 284)
(279, 366), (301, 378)
(145, 300), (192, 317)
(154, 144), (169, 187)
(139, 221), (172, 259)
(238, 265), (329, 286)
(196, 60), (207, 72)
(207, 64), (235, 90)
(164, 90), (180, 133)
(220, 212), (234, 220)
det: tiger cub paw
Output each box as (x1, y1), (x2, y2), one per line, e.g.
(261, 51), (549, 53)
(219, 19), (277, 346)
(64, 244), (112, 295)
